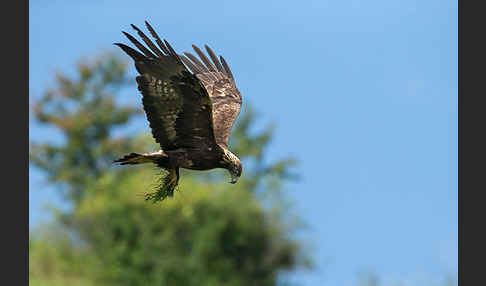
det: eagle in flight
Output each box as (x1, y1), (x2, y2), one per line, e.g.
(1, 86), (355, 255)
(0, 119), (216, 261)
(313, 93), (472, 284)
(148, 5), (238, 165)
(113, 21), (243, 202)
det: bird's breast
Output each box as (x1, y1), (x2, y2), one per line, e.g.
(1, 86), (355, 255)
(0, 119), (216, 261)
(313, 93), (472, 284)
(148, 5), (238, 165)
(167, 148), (221, 170)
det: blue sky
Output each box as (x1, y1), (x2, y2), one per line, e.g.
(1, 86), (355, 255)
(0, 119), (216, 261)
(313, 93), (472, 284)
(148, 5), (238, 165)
(29, 0), (457, 285)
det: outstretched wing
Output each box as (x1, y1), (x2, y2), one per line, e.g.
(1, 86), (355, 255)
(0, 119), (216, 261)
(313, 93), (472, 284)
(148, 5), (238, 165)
(180, 45), (242, 148)
(115, 22), (217, 151)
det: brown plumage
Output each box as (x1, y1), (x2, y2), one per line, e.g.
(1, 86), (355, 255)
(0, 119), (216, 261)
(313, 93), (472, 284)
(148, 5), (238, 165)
(113, 21), (243, 202)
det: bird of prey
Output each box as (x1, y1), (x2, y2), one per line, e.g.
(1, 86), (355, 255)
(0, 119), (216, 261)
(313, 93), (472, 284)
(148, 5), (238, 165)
(113, 21), (243, 202)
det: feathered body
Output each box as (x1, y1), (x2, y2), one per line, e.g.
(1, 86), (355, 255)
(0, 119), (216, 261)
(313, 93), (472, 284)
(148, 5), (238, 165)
(113, 22), (243, 202)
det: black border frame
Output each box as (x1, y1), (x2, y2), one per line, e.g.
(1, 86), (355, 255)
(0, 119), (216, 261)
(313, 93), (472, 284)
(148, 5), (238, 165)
(4, 0), (28, 285)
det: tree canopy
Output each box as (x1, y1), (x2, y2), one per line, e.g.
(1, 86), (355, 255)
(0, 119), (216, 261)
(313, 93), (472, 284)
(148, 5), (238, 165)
(30, 53), (309, 286)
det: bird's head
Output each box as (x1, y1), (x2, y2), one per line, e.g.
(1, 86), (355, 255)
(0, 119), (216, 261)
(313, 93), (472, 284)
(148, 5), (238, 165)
(222, 149), (242, 184)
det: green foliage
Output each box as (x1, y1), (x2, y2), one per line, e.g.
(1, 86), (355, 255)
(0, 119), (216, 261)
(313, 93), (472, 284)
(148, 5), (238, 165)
(30, 53), (309, 286)
(143, 168), (180, 203)
(72, 171), (303, 286)
(29, 226), (99, 286)
(30, 53), (143, 203)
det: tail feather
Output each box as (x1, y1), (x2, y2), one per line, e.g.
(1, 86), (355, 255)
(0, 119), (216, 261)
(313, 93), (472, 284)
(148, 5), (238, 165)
(113, 151), (167, 165)
(113, 153), (146, 165)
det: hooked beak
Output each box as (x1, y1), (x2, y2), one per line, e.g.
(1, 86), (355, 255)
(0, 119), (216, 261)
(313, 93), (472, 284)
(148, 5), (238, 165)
(230, 176), (238, 184)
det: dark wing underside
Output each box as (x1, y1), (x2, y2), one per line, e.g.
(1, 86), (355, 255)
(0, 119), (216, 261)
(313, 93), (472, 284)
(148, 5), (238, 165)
(115, 22), (217, 151)
(180, 45), (242, 148)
